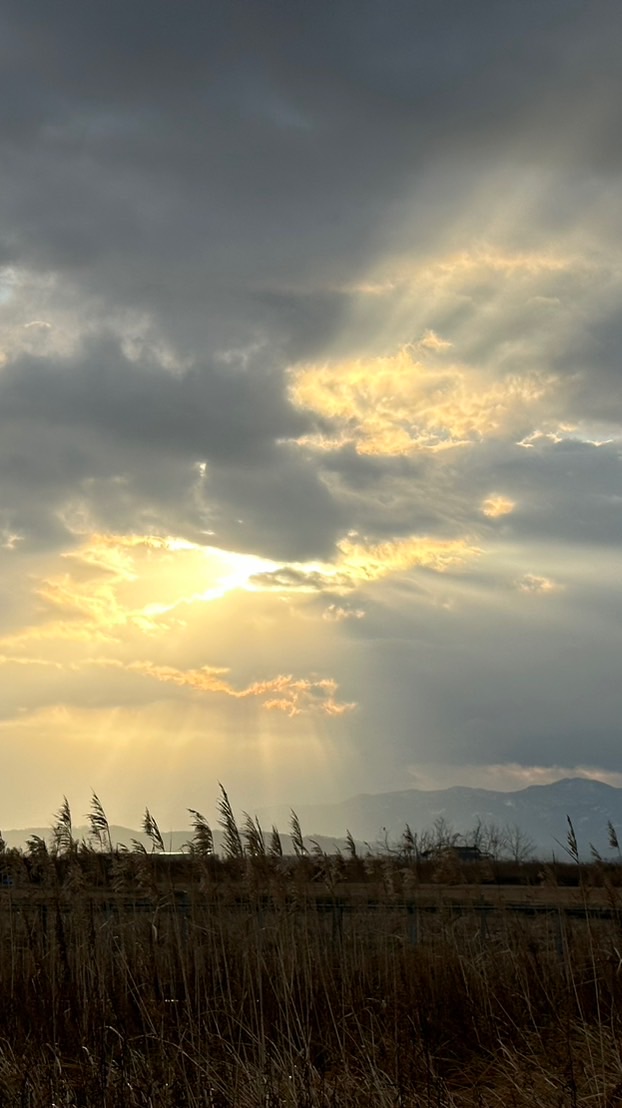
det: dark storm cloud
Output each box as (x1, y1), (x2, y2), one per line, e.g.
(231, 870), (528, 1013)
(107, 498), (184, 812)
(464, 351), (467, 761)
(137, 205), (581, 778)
(0, 0), (620, 559)
(1, 0), (621, 307)
(0, 335), (345, 557)
(1, 337), (300, 461)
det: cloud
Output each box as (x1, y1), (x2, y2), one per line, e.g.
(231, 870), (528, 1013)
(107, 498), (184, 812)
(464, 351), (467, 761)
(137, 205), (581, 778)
(0, 527), (358, 733)
(250, 534), (480, 602)
(97, 659), (356, 719)
(515, 574), (563, 595)
(0, 531), (283, 653)
(481, 495), (515, 518)
(0, 330), (358, 561)
(322, 603), (366, 622)
(419, 329), (453, 353)
(250, 566), (351, 595)
(289, 345), (557, 457)
(336, 533), (480, 580)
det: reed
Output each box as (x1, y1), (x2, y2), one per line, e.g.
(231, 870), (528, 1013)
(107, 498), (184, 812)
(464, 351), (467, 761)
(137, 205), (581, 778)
(0, 795), (621, 1105)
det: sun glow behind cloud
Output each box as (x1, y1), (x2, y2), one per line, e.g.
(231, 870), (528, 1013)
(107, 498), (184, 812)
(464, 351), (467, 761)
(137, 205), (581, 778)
(0, 528), (364, 819)
(0, 530), (364, 736)
(31, 533), (279, 637)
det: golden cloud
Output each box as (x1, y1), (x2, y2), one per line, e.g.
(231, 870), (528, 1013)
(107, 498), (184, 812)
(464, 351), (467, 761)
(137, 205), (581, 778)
(424, 247), (572, 281)
(289, 347), (555, 457)
(339, 247), (574, 301)
(515, 574), (563, 595)
(249, 566), (352, 594)
(0, 653), (63, 669)
(251, 533), (480, 597)
(418, 329), (453, 352)
(0, 526), (358, 727)
(0, 523), (475, 735)
(336, 533), (479, 581)
(0, 532), (280, 654)
(481, 495), (516, 518)
(322, 603), (366, 622)
(122, 660), (356, 718)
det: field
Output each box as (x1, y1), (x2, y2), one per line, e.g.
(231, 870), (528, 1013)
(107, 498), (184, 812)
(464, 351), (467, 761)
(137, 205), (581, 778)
(2, 797), (622, 1107)
(3, 836), (622, 1108)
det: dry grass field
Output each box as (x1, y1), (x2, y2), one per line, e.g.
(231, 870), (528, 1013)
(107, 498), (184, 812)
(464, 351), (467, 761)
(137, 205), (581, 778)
(1, 800), (622, 1106)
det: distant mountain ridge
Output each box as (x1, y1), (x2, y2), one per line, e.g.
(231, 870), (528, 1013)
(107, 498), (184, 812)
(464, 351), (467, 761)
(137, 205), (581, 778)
(3, 778), (621, 858)
(257, 777), (622, 858)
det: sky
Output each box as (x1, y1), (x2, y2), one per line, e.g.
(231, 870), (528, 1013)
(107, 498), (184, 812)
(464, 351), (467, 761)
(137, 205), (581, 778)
(1, 0), (622, 830)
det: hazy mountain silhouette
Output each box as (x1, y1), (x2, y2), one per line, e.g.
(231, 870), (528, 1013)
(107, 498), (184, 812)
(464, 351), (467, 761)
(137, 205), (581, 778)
(257, 777), (622, 858)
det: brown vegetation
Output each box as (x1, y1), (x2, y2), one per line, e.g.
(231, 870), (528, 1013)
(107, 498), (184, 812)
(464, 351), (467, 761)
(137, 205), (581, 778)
(0, 796), (621, 1105)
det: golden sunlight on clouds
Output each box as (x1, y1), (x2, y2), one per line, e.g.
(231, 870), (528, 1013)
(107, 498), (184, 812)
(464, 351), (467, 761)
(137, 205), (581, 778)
(481, 495), (516, 518)
(90, 660), (356, 718)
(1, 528), (476, 668)
(289, 346), (555, 457)
(0, 530), (357, 724)
(0, 653), (63, 669)
(0, 520), (482, 745)
(336, 533), (479, 580)
(423, 247), (573, 281)
(418, 329), (453, 352)
(251, 533), (480, 595)
(340, 247), (574, 302)
(1, 532), (279, 649)
(515, 574), (563, 595)
(322, 603), (366, 622)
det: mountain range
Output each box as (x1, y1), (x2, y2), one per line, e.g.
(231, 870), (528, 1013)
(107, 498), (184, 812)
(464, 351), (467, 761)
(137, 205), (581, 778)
(257, 777), (622, 858)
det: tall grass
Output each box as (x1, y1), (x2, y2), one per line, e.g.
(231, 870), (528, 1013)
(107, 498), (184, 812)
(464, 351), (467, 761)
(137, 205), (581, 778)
(1, 797), (622, 1105)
